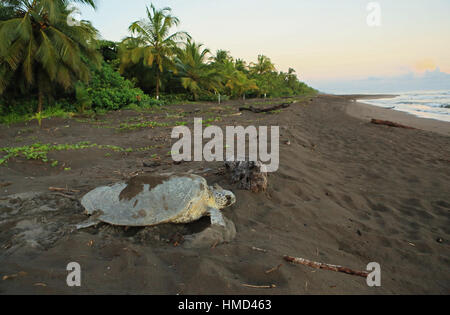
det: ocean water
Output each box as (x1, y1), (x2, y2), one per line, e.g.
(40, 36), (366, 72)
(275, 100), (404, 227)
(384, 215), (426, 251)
(358, 90), (450, 123)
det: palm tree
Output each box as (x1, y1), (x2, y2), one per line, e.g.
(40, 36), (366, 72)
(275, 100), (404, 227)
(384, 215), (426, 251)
(0, 0), (101, 119)
(231, 71), (258, 100)
(0, 0), (18, 21)
(176, 40), (221, 100)
(120, 4), (189, 99)
(217, 61), (257, 100)
(234, 58), (248, 73)
(250, 54), (276, 75)
(211, 49), (233, 65)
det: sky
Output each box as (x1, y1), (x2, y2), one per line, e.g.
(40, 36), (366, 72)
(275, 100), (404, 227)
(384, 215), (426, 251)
(79, 0), (450, 93)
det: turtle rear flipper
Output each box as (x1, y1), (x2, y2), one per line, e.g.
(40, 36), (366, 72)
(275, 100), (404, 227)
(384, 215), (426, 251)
(76, 211), (103, 229)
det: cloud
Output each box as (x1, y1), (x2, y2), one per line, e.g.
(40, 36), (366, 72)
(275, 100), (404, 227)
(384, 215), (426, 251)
(310, 68), (450, 94)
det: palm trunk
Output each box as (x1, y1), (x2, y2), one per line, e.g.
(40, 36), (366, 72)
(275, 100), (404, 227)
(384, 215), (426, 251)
(155, 71), (160, 100)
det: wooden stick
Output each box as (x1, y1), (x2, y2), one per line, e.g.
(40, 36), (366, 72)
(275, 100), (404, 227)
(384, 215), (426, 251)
(49, 187), (80, 193)
(284, 255), (369, 278)
(251, 246), (268, 253)
(370, 119), (415, 129)
(51, 192), (78, 201)
(239, 102), (291, 113)
(265, 264), (283, 274)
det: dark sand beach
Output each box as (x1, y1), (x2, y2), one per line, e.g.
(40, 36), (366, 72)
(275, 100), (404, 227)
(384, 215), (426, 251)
(0, 94), (449, 294)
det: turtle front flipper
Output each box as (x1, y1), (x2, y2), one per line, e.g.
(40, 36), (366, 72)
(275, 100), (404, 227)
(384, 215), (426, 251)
(183, 210), (236, 249)
(208, 207), (226, 227)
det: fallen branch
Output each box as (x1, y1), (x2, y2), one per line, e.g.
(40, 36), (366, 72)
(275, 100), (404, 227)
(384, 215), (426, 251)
(239, 102), (291, 113)
(284, 255), (369, 278)
(242, 283), (276, 289)
(370, 119), (415, 129)
(0, 182), (12, 188)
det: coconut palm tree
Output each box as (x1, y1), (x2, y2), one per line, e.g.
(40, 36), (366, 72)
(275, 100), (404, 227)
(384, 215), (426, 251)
(176, 40), (221, 100)
(0, 0), (18, 21)
(250, 54), (276, 75)
(0, 0), (101, 119)
(211, 49), (233, 65)
(234, 58), (248, 73)
(120, 4), (189, 99)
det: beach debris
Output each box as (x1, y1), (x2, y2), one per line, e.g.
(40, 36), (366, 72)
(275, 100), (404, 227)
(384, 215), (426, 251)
(242, 283), (277, 289)
(34, 283), (47, 287)
(370, 119), (415, 130)
(2, 271), (27, 281)
(436, 238), (443, 244)
(77, 174), (237, 248)
(251, 246), (268, 253)
(0, 182), (12, 188)
(239, 102), (291, 114)
(284, 255), (369, 278)
(225, 161), (268, 193)
(265, 264), (283, 274)
(48, 187), (80, 193)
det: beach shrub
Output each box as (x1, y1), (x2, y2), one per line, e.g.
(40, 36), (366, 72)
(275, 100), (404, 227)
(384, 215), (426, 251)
(87, 62), (158, 111)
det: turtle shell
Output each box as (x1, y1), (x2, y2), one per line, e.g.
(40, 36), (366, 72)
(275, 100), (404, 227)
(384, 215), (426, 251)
(81, 174), (211, 226)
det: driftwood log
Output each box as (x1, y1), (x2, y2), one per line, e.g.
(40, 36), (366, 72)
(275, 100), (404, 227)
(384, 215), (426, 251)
(371, 119), (415, 129)
(239, 102), (291, 113)
(224, 161), (268, 193)
(284, 255), (369, 278)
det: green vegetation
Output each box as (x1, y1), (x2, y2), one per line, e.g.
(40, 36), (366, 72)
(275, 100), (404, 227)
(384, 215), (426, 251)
(0, 0), (101, 123)
(0, 1), (316, 124)
(0, 141), (158, 166)
(120, 4), (189, 100)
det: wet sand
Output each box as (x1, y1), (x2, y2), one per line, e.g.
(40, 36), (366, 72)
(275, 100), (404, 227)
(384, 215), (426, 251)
(347, 95), (450, 136)
(0, 94), (449, 294)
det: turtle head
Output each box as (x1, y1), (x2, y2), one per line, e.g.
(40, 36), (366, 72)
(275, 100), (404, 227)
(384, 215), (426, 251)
(210, 184), (236, 209)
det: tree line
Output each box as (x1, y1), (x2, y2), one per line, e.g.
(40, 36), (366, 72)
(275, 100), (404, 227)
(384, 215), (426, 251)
(0, 0), (316, 121)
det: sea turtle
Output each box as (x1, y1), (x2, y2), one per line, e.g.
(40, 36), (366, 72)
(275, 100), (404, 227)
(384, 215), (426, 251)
(76, 174), (236, 241)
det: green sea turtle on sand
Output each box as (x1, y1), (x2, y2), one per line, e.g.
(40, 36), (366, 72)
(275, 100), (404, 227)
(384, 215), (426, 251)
(77, 174), (236, 246)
